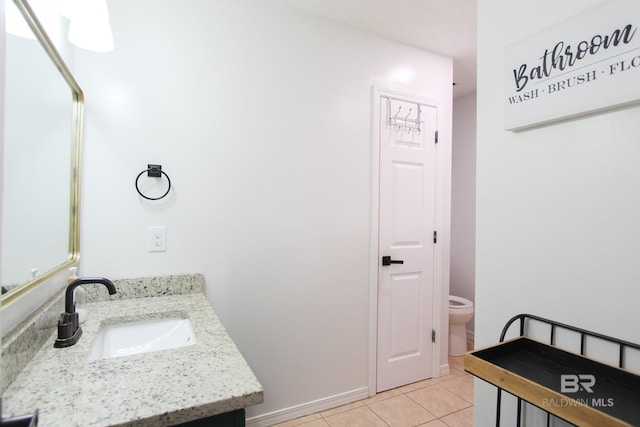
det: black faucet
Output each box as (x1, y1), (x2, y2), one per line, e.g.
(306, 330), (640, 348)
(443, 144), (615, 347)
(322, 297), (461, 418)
(54, 277), (117, 348)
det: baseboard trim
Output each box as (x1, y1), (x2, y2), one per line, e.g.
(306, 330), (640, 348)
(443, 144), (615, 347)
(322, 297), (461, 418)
(440, 363), (451, 377)
(246, 387), (370, 427)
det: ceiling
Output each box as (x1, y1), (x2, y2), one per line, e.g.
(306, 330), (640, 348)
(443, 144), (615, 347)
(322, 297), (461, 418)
(262, 0), (478, 98)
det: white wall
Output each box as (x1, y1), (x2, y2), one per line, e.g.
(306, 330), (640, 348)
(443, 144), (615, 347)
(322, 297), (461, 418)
(1, 0), (6, 322)
(74, 0), (452, 422)
(1, 0), (5, 376)
(451, 91), (476, 336)
(476, 0), (640, 425)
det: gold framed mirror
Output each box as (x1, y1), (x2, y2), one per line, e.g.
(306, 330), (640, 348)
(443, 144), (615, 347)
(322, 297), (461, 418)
(1, 0), (84, 309)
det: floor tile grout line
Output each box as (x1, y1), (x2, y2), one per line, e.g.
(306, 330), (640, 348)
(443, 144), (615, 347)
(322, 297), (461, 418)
(362, 380), (472, 426)
(319, 404), (391, 427)
(369, 407), (391, 427)
(276, 353), (475, 426)
(364, 392), (439, 426)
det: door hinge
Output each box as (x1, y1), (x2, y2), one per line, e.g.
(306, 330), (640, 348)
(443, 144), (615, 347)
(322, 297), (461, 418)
(432, 329), (436, 343)
(433, 230), (437, 244)
(434, 130), (439, 144)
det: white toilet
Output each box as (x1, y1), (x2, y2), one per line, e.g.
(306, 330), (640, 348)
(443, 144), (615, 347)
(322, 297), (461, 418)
(448, 295), (474, 356)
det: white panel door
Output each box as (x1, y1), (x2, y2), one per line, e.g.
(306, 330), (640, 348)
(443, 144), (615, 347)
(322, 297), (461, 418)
(377, 96), (437, 392)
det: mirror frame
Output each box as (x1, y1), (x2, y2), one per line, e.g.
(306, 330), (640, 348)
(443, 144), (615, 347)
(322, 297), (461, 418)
(1, 0), (84, 309)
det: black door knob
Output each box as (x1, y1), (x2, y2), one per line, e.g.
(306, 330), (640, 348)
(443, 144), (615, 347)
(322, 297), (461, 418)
(382, 256), (404, 266)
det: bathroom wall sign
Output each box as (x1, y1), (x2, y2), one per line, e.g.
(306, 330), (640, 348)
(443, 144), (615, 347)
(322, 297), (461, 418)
(504, 0), (640, 130)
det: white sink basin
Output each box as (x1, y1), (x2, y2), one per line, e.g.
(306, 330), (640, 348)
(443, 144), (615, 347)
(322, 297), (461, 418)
(88, 317), (196, 360)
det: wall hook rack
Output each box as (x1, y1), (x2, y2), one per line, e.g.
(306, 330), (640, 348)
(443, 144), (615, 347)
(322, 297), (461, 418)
(384, 96), (422, 135)
(135, 164), (172, 200)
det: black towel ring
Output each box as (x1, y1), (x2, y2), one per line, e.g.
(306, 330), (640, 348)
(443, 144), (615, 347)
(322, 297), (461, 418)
(135, 164), (171, 200)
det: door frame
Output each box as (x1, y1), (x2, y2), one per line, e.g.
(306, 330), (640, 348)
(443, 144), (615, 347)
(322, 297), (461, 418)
(368, 86), (452, 396)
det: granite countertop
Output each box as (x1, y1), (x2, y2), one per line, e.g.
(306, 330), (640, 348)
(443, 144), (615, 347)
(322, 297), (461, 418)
(1, 293), (263, 426)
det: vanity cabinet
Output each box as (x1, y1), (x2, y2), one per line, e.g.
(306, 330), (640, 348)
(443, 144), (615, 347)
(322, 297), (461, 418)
(174, 409), (245, 427)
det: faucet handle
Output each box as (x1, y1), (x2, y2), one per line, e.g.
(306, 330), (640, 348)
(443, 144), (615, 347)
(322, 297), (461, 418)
(54, 312), (82, 348)
(54, 276), (116, 348)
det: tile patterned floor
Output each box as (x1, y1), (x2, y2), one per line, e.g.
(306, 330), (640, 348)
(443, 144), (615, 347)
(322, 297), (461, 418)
(273, 355), (473, 427)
